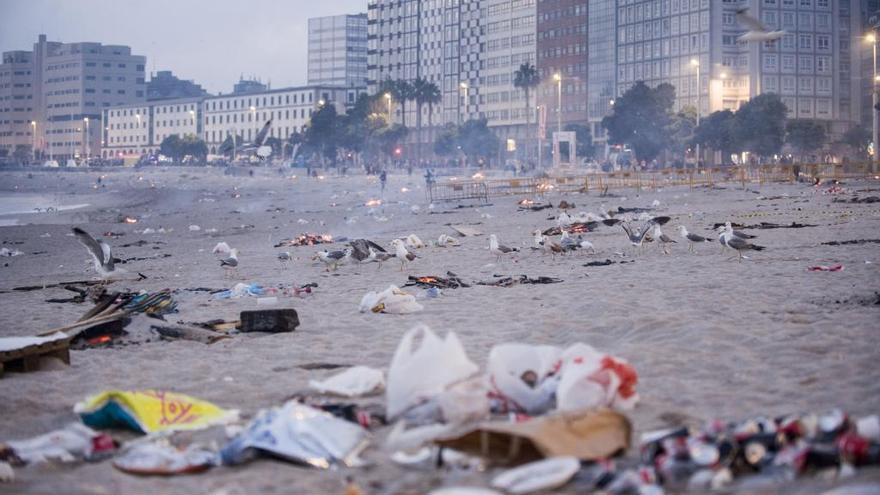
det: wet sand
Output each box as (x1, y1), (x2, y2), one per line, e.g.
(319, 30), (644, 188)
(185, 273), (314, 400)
(0, 167), (878, 494)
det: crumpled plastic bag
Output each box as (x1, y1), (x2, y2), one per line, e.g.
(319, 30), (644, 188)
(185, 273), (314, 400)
(220, 401), (368, 468)
(213, 283), (265, 300)
(405, 234), (425, 249)
(488, 343), (562, 415)
(113, 441), (217, 475)
(386, 325), (479, 421)
(309, 366), (385, 397)
(491, 456), (581, 494)
(359, 285), (423, 314)
(556, 344), (639, 412)
(75, 390), (238, 434)
(5, 423), (100, 464)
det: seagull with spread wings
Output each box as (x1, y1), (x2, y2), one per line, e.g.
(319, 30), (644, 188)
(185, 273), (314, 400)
(72, 227), (124, 279)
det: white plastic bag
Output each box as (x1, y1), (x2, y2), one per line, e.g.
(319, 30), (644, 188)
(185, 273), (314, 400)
(359, 286), (423, 314)
(556, 343), (639, 412)
(491, 456), (581, 494)
(487, 343), (562, 415)
(405, 234), (425, 249)
(386, 326), (479, 421)
(438, 377), (491, 425)
(309, 366), (385, 397)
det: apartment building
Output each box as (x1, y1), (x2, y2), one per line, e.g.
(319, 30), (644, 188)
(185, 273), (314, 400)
(308, 14), (369, 88)
(102, 97), (202, 158)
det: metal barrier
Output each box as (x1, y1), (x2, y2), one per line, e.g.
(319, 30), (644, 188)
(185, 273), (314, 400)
(426, 163), (876, 201)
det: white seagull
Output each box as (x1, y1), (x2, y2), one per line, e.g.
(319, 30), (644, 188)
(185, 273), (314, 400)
(677, 225), (714, 253)
(314, 248), (351, 271)
(390, 239), (416, 271)
(219, 248), (240, 278)
(652, 225), (677, 255)
(736, 8), (786, 43)
(533, 230), (564, 258)
(721, 224), (765, 262)
(489, 234), (518, 262)
(72, 227), (124, 279)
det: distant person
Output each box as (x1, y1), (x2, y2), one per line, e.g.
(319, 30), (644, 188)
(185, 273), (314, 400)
(380, 170), (387, 192)
(425, 168), (435, 187)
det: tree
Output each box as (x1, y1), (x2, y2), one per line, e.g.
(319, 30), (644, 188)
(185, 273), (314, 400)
(785, 120), (827, 161)
(264, 137), (283, 157)
(12, 144), (32, 164)
(601, 81), (675, 162)
(693, 110), (738, 163)
(733, 93), (788, 160)
(159, 135), (183, 162)
(513, 63), (541, 160)
(303, 104), (341, 165)
(458, 119), (500, 166)
(669, 105), (697, 153)
(563, 124), (595, 159)
(180, 134), (208, 161)
(413, 77), (441, 164)
(433, 124), (459, 157)
(840, 125), (871, 160)
(286, 131), (304, 159)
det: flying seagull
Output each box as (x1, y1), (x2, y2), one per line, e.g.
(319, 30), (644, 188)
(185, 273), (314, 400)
(721, 225), (765, 261)
(677, 225), (714, 253)
(736, 8), (785, 43)
(72, 227), (123, 279)
(603, 216), (671, 255)
(489, 234), (518, 262)
(219, 248), (239, 278)
(391, 239), (417, 271)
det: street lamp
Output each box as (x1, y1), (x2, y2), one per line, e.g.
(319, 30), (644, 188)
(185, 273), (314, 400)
(30, 120), (36, 163)
(135, 114), (141, 156)
(553, 73), (562, 134)
(690, 59), (701, 168)
(84, 117), (90, 161)
(867, 33), (878, 171)
(250, 106), (257, 141)
(384, 93), (392, 123)
(459, 82), (468, 125)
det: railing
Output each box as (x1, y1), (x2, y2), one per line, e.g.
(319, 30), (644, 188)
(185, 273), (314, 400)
(426, 163), (877, 201)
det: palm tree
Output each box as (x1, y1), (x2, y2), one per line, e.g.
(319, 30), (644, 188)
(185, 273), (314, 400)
(413, 78), (441, 163)
(394, 80), (416, 128)
(513, 63), (541, 161)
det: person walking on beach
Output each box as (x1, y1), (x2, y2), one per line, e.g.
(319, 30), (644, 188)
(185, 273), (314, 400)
(380, 170), (387, 193)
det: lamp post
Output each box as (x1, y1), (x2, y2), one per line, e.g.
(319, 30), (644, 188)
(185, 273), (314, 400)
(30, 120), (36, 163)
(384, 93), (392, 124)
(84, 117), (90, 162)
(459, 82), (468, 125)
(553, 73), (562, 134)
(868, 33), (878, 171)
(690, 59), (701, 168)
(249, 106), (256, 141)
(135, 114), (141, 156)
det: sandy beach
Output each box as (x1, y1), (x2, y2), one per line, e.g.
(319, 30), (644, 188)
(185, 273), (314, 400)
(0, 167), (878, 494)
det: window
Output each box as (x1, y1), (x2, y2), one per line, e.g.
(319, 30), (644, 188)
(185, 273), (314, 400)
(799, 34), (812, 50)
(763, 54), (778, 71)
(816, 35), (830, 51)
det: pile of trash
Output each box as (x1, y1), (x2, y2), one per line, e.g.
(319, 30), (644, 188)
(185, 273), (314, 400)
(274, 233), (333, 247)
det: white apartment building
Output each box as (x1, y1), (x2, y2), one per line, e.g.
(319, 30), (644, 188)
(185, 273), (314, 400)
(202, 86), (362, 154)
(607, 0), (861, 139)
(102, 97), (202, 158)
(0, 50), (36, 157)
(308, 14), (369, 88)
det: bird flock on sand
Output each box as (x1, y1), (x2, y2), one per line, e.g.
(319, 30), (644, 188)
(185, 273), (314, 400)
(71, 201), (767, 282)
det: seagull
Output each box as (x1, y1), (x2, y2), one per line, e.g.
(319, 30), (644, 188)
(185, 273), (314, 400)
(314, 248), (350, 271)
(556, 212), (572, 228)
(489, 234), (518, 262)
(72, 227), (124, 279)
(277, 251), (291, 269)
(721, 224), (766, 262)
(348, 238), (386, 262)
(367, 246), (395, 269)
(677, 225), (714, 253)
(716, 222), (757, 240)
(602, 216), (670, 255)
(391, 239), (416, 271)
(533, 230), (564, 258)
(576, 235), (596, 254)
(653, 225), (676, 255)
(219, 248), (240, 278)
(736, 8), (786, 43)
(560, 231), (581, 252)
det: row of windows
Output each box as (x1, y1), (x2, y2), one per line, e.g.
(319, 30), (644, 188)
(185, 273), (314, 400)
(206, 92), (316, 111)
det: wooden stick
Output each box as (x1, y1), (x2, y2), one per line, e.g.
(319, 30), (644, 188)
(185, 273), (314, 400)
(37, 312), (126, 337)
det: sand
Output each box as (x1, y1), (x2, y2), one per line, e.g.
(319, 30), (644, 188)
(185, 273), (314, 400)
(0, 167), (878, 494)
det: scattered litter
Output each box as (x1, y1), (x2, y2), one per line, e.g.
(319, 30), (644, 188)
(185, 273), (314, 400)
(113, 441), (216, 475)
(213, 283), (265, 299)
(360, 286), (423, 314)
(487, 344), (561, 415)
(188, 225), (201, 232)
(75, 390), (238, 434)
(308, 366), (385, 397)
(477, 275), (563, 287)
(490, 456), (581, 494)
(4, 423), (109, 464)
(274, 233), (333, 247)
(239, 309), (299, 333)
(0, 248), (24, 257)
(404, 272), (470, 289)
(405, 234), (425, 249)
(437, 409), (631, 464)
(220, 402), (368, 468)
(556, 343), (639, 411)
(212, 242), (231, 255)
(808, 264), (845, 272)
(833, 196), (880, 204)
(437, 234), (461, 247)
(387, 326), (479, 421)
(742, 221), (818, 229)
(542, 222), (598, 236)
(583, 259), (634, 267)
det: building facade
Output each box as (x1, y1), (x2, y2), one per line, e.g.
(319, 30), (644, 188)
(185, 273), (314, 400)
(0, 50), (36, 158)
(0, 35), (146, 161)
(102, 97), (202, 158)
(308, 14), (369, 88)
(147, 71), (208, 101)
(536, 0), (588, 133)
(587, 0), (617, 148)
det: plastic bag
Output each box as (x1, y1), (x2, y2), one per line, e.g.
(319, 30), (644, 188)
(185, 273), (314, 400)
(113, 441), (217, 475)
(6, 423), (99, 464)
(438, 377), (491, 425)
(309, 366), (385, 398)
(220, 402), (368, 468)
(75, 390), (238, 434)
(555, 343), (639, 412)
(491, 456), (581, 494)
(386, 326), (479, 421)
(359, 285), (423, 314)
(405, 234), (425, 249)
(487, 343), (562, 415)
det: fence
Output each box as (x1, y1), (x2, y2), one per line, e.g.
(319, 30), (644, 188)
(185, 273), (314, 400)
(425, 163), (877, 202)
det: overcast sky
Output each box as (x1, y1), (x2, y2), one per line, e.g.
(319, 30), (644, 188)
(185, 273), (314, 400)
(0, 0), (366, 94)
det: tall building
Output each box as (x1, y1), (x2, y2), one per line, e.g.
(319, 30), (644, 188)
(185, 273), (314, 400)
(587, 0), (862, 151)
(860, 0), (879, 142)
(232, 77), (269, 95)
(147, 71), (208, 101)
(0, 50), (36, 158)
(536, 0), (588, 133)
(0, 34), (146, 161)
(308, 13), (369, 88)
(587, 0), (618, 148)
